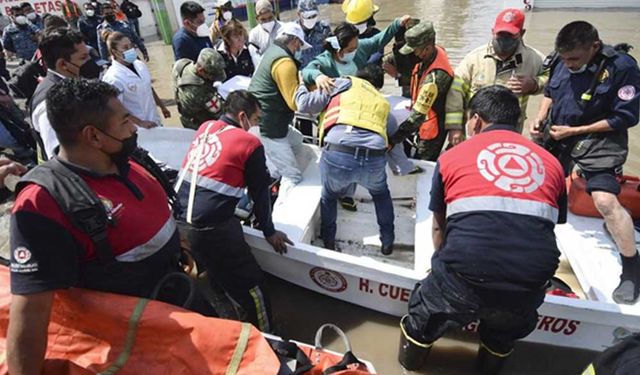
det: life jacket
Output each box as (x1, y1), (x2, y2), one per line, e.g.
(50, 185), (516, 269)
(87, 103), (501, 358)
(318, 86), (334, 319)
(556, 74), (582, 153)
(318, 76), (390, 145)
(410, 45), (453, 140)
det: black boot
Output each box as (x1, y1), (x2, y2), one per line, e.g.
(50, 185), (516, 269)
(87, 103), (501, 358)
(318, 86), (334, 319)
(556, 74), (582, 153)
(476, 342), (511, 375)
(398, 315), (432, 371)
(612, 252), (640, 304)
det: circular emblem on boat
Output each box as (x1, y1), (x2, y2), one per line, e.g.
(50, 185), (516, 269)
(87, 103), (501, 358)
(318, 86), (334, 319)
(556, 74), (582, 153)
(189, 131), (223, 169)
(477, 142), (545, 193)
(13, 247), (31, 264)
(309, 267), (348, 293)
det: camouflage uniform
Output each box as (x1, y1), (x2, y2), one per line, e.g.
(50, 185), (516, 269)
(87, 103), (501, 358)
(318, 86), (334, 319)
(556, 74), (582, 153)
(97, 20), (147, 60)
(2, 23), (39, 61)
(382, 19), (421, 98)
(172, 48), (226, 130)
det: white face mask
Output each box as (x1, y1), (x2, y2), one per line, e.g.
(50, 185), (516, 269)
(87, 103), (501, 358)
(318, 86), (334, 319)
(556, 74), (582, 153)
(222, 11), (233, 21)
(26, 12), (36, 21)
(15, 16), (28, 25)
(86, 9), (95, 17)
(261, 20), (275, 33)
(355, 22), (367, 35)
(196, 23), (209, 37)
(302, 17), (317, 30)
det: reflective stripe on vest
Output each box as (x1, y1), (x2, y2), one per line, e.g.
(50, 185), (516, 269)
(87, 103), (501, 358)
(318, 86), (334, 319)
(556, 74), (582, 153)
(178, 171), (245, 198)
(318, 76), (390, 145)
(410, 46), (453, 140)
(447, 195), (559, 223)
(115, 217), (178, 262)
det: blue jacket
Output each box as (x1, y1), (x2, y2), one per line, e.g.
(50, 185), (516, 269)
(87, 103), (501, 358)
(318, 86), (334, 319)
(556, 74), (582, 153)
(298, 19), (331, 68)
(78, 15), (102, 50)
(2, 23), (39, 60)
(97, 20), (147, 60)
(172, 27), (213, 61)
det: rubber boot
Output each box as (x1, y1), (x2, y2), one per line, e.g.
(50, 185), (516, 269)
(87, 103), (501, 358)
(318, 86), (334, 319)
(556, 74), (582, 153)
(398, 315), (432, 371)
(476, 342), (512, 375)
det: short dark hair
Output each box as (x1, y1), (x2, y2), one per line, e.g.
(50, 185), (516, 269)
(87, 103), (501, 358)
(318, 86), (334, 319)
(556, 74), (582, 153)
(356, 64), (384, 89)
(46, 79), (120, 146)
(39, 27), (84, 69)
(180, 1), (205, 21)
(43, 15), (69, 34)
(225, 90), (261, 118)
(555, 21), (599, 53)
(468, 85), (521, 126)
(10, 6), (22, 15)
(324, 22), (358, 54)
(20, 2), (33, 10)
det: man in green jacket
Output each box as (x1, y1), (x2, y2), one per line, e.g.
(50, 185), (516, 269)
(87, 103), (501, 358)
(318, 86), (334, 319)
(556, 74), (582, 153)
(248, 22), (311, 198)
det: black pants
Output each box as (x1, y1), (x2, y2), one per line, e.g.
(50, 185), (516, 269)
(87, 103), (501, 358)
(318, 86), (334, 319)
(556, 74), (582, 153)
(405, 258), (545, 353)
(184, 218), (272, 332)
(413, 121), (447, 162)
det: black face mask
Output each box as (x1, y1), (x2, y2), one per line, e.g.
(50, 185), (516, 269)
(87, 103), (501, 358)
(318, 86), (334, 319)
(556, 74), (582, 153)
(105, 14), (116, 23)
(492, 36), (520, 56)
(80, 59), (101, 79)
(101, 130), (138, 166)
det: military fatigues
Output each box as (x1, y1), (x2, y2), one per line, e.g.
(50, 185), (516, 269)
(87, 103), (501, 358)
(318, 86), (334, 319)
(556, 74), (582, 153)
(445, 42), (548, 133)
(172, 60), (224, 130)
(2, 23), (39, 61)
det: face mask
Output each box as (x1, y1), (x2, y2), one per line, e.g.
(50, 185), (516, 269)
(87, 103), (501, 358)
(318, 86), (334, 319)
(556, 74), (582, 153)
(79, 59), (101, 79)
(105, 14), (116, 23)
(122, 48), (137, 64)
(568, 64), (588, 74)
(302, 17), (317, 30)
(261, 20), (275, 33)
(294, 48), (302, 61)
(196, 23), (209, 37)
(492, 36), (520, 56)
(355, 22), (367, 35)
(101, 130), (138, 166)
(15, 16), (28, 25)
(92, 1), (98, 6)
(222, 11), (233, 21)
(341, 50), (356, 63)
(26, 12), (36, 21)
(86, 9), (95, 17)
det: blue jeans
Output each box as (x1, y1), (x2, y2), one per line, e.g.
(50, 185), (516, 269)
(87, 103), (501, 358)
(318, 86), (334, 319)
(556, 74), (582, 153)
(320, 148), (395, 247)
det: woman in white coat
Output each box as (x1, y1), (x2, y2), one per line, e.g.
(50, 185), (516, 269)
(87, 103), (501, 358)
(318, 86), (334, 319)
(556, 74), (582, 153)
(101, 30), (170, 128)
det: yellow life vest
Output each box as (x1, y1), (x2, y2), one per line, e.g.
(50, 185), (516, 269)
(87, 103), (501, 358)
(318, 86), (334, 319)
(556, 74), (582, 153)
(318, 76), (390, 145)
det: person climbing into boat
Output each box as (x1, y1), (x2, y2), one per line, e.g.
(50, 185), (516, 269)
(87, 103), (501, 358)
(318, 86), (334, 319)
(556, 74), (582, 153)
(530, 21), (640, 304)
(398, 85), (567, 374)
(294, 64), (395, 255)
(7, 79), (190, 375)
(176, 90), (292, 333)
(388, 21), (453, 162)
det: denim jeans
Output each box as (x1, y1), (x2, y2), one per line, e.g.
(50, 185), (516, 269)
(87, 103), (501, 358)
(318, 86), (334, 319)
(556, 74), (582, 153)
(320, 148), (395, 247)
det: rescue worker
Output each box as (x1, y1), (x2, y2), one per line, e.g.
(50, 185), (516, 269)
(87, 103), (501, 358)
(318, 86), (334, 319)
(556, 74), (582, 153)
(531, 21), (640, 304)
(2, 5), (39, 61)
(176, 90), (292, 332)
(172, 48), (226, 130)
(62, 0), (82, 27)
(97, 2), (148, 61)
(389, 21), (453, 161)
(31, 28), (100, 161)
(296, 0), (331, 68)
(248, 22), (311, 198)
(172, 1), (213, 61)
(295, 64), (395, 254)
(78, 2), (102, 50)
(382, 19), (421, 98)
(7, 79), (183, 375)
(20, 2), (43, 29)
(248, 0), (282, 57)
(398, 85), (567, 373)
(342, 0), (382, 64)
(445, 8), (547, 146)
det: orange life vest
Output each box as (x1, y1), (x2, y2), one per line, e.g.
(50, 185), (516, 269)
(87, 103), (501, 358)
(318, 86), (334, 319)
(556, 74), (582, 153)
(410, 45), (453, 140)
(62, 1), (81, 19)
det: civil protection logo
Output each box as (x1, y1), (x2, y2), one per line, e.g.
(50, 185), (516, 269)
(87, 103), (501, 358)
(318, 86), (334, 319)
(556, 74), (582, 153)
(188, 131), (223, 169)
(477, 142), (545, 193)
(309, 267), (348, 293)
(13, 247), (32, 264)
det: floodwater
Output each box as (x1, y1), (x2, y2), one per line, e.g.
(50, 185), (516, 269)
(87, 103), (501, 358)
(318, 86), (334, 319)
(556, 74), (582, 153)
(143, 1), (640, 374)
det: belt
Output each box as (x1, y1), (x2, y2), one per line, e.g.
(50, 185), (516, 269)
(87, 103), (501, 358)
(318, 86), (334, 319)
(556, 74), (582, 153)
(324, 143), (386, 157)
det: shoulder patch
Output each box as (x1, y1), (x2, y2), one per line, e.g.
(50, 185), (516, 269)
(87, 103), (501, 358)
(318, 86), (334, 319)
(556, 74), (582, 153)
(618, 85), (636, 101)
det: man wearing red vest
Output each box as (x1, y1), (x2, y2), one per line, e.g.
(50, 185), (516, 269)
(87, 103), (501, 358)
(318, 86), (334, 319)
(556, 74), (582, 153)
(176, 90), (291, 333)
(397, 86), (567, 374)
(389, 21), (453, 161)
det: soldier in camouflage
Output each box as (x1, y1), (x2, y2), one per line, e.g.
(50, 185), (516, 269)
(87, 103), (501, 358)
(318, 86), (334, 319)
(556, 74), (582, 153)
(2, 5), (40, 61)
(296, 0), (332, 68)
(172, 48), (227, 130)
(382, 19), (421, 98)
(390, 22), (453, 161)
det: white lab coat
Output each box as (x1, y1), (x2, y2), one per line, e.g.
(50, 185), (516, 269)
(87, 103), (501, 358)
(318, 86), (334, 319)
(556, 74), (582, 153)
(102, 59), (162, 126)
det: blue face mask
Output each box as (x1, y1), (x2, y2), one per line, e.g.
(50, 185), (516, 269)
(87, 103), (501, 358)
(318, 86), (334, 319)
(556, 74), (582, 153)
(122, 48), (137, 64)
(294, 48), (303, 61)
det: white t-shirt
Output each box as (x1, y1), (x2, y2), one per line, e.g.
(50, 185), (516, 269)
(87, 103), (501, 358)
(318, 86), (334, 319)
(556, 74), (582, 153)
(248, 21), (282, 56)
(31, 70), (66, 158)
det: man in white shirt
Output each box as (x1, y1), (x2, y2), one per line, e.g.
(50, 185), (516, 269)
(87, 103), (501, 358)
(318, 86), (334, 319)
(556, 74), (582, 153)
(30, 28), (95, 161)
(248, 0), (282, 59)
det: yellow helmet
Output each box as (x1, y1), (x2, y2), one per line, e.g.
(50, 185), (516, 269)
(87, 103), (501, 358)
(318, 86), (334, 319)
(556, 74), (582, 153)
(342, 0), (379, 24)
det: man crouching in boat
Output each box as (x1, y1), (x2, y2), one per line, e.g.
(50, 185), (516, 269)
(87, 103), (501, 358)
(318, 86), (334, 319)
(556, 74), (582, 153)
(294, 64), (394, 254)
(398, 86), (567, 374)
(175, 90), (292, 333)
(7, 79), (188, 374)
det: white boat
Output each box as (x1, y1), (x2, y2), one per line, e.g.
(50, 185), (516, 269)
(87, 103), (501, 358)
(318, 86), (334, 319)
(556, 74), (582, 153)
(138, 97), (640, 353)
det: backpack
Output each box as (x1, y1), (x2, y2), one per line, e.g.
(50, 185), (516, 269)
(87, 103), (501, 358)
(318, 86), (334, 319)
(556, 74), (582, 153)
(7, 58), (45, 100)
